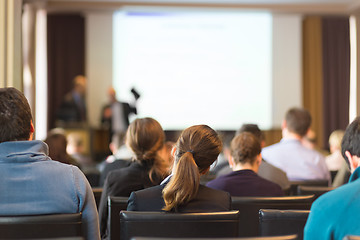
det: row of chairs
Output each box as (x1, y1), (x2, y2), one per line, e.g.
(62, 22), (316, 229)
(119, 209), (308, 240)
(107, 195), (315, 240)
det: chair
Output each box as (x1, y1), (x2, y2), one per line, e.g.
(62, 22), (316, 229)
(120, 210), (240, 240)
(92, 187), (102, 209)
(131, 235), (298, 240)
(288, 179), (329, 195)
(231, 195), (315, 237)
(108, 196), (129, 240)
(259, 209), (310, 240)
(0, 213), (82, 239)
(297, 185), (336, 199)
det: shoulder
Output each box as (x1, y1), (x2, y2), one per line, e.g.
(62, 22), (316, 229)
(133, 184), (164, 196)
(206, 174), (228, 188)
(198, 185), (231, 201)
(261, 142), (282, 154)
(127, 185), (165, 211)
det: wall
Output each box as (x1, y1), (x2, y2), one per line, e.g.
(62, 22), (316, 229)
(272, 13), (303, 128)
(0, 0), (22, 89)
(85, 12), (114, 127)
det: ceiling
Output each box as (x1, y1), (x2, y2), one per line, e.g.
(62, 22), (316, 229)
(24, 0), (360, 14)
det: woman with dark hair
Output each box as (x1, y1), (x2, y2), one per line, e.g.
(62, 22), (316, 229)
(99, 117), (169, 238)
(127, 124), (231, 212)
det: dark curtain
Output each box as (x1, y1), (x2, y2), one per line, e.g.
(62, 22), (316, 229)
(322, 16), (350, 149)
(47, 14), (85, 130)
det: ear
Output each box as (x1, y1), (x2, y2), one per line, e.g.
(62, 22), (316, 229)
(281, 120), (287, 130)
(171, 146), (176, 157)
(228, 155), (235, 168)
(345, 151), (359, 172)
(257, 154), (262, 166)
(28, 121), (35, 140)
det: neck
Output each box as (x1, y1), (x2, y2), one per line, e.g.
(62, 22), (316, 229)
(233, 162), (258, 173)
(282, 129), (302, 141)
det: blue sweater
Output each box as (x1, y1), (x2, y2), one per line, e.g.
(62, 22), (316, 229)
(0, 140), (100, 240)
(304, 166), (360, 240)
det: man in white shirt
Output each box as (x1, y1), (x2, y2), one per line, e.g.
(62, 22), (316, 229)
(261, 107), (330, 182)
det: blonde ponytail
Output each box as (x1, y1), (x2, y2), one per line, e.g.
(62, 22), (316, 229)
(162, 151), (200, 211)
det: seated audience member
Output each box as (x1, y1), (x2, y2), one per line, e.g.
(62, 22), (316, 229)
(332, 160), (351, 187)
(0, 88), (99, 240)
(206, 132), (284, 196)
(302, 128), (329, 156)
(98, 133), (132, 186)
(261, 107), (330, 182)
(326, 130), (345, 172)
(67, 132), (95, 170)
(44, 128), (79, 166)
(127, 125), (231, 212)
(214, 124), (290, 190)
(304, 117), (360, 239)
(99, 118), (170, 238)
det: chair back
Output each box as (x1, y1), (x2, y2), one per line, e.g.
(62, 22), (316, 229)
(0, 213), (82, 239)
(288, 180), (329, 195)
(92, 187), (102, 209)
(296, 185), (335, 199)
(108, 196), (129, 240)
(120, 210), (240, 240)
(231, 195), (314, 237)
(259, 209), (310, 240)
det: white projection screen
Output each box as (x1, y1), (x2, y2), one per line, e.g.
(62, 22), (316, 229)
(113, 9), (273, 131)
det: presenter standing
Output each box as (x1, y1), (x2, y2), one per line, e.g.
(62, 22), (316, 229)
(101, 87), (138, 142)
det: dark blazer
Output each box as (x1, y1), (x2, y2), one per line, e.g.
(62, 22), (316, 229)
(101, 101), (137, 134)
(99, 159), (131, 186)
(127, 180), (231, 213)
(206, 169), (284, 197)
(98, 161), (163, 238)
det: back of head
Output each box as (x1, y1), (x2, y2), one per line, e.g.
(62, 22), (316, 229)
(329, 130), (345, 149)
(285, 107), (312, 137)
(0, 88), (32, 143)
(230, 132), (261, 166)
(162, 125), (222, 211)
(237, 124), (264, 142)
(73, 75), (86, 95)
(341, 117), (360, 167)
(126, 117), (166, 181)
(45, 128), (70, 164)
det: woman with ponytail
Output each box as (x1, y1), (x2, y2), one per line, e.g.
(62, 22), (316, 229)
(127, 124), (231, 212)
(99, 118), (170, 238)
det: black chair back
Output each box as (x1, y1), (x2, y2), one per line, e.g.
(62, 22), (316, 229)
(120, 210), (240, 240)
(297, 185), (335, 199)
(108, 196), (129, 240)
(231, 195), (315, 237)
(259, 209), (310, 240)
(0, 213), (82, 239)
(92, 187), (102, 209)
(288, 180), (329, 195)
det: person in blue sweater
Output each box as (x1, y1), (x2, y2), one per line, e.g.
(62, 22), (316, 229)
(304, 116), (360, 240)
(0, 88), (100, 240)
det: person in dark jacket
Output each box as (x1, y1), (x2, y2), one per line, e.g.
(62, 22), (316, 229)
(127, 125), (231, 212)
(98, 117), (169, 239)
(206, 132), (284, 197)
